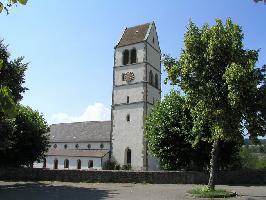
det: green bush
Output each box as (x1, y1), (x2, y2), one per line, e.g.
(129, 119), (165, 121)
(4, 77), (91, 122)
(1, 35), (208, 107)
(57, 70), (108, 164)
(121, 164), (131, 170)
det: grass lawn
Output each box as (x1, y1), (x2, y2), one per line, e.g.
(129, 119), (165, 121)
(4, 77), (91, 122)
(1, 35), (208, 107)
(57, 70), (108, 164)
(187, 186), (237, 198)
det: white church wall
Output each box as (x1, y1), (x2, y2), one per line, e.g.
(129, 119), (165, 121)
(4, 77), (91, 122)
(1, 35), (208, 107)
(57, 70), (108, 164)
(147, 155), (160, 171)
(114, 63), (145, 86)
(115, 43), (145, 66)
(146, 24), (160, 53)
(50, 142), (110, 150)
(113, 84), (144, 105)
(146, 44), (160, 72)
(44, 156), (104, 170)
(112, 104), (145, 169)
(147, 84), (161, 105)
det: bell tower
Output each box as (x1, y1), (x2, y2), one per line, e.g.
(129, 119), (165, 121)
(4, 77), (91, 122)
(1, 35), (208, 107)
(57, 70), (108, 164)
(111, 22), (161, 170)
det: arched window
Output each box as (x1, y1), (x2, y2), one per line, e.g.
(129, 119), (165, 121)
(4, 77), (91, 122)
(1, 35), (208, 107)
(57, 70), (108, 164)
(54, 159), (58, 169)
(130, 48), (137, 64)
(77, 159), (81, 169)
(122, 50), (129, 65)
(87, 144), (91, 149)
(75, 144), (79, 149)
(125, 148), (131, 165)
(53, 144), (57, 149)
(127, 96), (129, 104)
(126, 114), (130, 122)
(88, 160), (93, 168)
(149, 70), (153, 85)
(155, 74), (159, 88)
(100, 143), (104, 149)
(43, 158), (46, 168)
(64, 144), (67, 149)
(64, 159), (69, 169)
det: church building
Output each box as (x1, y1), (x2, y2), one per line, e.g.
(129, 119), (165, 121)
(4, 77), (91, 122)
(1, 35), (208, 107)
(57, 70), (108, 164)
(34, 22), (161, 171)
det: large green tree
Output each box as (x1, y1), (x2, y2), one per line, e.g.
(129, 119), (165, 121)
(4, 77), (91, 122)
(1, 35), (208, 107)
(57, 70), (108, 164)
(145, 91), (242, 171)
(0, 39), (49, 167)
(10, 105), (50, 167)
(163, 18), (266, 190)
(0, 39), (27, 157)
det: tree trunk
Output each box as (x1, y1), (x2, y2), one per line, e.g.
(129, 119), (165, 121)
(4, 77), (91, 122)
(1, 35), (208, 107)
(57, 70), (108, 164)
(208, 140), (219, 190)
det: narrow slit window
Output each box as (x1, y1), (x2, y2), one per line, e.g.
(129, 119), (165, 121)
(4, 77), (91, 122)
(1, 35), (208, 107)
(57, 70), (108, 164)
(126, 114), (130, 122)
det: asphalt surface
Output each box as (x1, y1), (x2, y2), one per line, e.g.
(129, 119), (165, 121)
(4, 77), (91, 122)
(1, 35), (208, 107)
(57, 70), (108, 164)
(0, 181), (265, 200)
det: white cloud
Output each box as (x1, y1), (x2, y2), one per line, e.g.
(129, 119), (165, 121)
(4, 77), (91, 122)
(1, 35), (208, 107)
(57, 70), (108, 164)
(51, 102), (111, 124)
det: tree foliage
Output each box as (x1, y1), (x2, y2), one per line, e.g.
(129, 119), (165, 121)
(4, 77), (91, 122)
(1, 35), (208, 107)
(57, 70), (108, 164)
(0, 0), (27, 14)
(145, 91), (242, 171)
(0, 39), (49, 167)
(163, 18), (266, 189)
(11, 105), (50, 167)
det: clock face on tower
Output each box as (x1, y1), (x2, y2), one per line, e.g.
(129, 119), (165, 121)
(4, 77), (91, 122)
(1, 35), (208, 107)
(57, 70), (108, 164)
(124, 72), (135, 82)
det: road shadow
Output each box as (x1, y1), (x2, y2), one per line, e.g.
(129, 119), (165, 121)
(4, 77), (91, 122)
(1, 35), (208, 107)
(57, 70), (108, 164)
(0, 182), (118, 200)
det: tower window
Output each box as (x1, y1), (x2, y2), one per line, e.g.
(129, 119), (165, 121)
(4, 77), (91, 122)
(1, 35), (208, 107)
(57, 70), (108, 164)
(100, 143), (104, 149)
(130, 48), (137, 64)
(64, 144), (67, 149)
(126, 114), (130, 122)
(64, 159), (69, 169)
(75, 144), (79, 149)
(126, 148), (131, 165)
(149, 70), (154, 85)
(155, 74), (159, 88)
(54, 159), (58, 169)
(77, 159), (81, 169)
(88, 160), (93, 168)
(87, 144), (91, 149)
(122, 73), (125, 81)
(122, 50), (129, 65)
(153, 37), (155, 44)
(53, 144), (57, 149)
(127, 96), (129, 104)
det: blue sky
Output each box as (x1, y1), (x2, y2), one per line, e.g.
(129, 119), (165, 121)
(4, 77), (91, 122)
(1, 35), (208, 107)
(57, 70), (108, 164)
(0, 0), (265, 124)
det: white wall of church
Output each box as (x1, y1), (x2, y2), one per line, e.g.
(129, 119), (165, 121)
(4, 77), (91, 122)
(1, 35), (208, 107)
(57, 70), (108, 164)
(112, 104), (145, 169)
(115, 64), (145, 86)
(146, 24), (160, 52)
(115, 43), (145, 66)
(47, 156), (103, 170)
(113, 84), (144, 105)
(146, 44), (160, 71)
(50, 142), (110, 150)
(34, 153), (109, 170)
(147, 84), (161, 105)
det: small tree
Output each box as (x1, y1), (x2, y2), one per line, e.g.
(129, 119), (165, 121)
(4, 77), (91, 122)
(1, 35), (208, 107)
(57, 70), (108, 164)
(163, 18), (265, 190)
(145, 91), (195, 170)
(145, 91), (242, 171)
(10, 105), (50, 167)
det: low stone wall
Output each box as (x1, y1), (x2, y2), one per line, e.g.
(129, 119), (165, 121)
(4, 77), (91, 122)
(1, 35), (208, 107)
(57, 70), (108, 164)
(0, 168), (265, 185)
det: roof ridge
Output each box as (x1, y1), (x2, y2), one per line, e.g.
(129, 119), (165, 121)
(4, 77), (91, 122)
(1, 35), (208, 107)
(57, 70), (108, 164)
(51, 120), (111, 126)
(126, 22), (152, 29)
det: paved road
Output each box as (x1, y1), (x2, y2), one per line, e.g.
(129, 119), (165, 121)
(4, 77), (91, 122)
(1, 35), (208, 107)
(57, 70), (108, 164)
(0, 181), (265, 200)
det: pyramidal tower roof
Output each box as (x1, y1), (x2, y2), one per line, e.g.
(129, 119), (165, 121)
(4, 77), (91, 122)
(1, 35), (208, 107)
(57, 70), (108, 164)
(116, 22), (153, 48)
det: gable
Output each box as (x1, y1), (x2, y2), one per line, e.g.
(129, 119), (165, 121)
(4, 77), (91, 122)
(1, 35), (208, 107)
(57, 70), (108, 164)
(146, 22), (160, 52)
